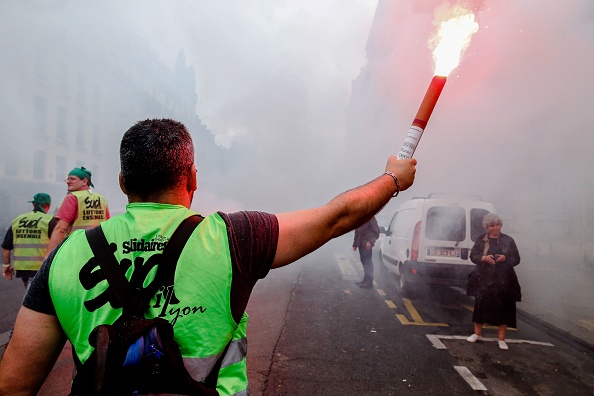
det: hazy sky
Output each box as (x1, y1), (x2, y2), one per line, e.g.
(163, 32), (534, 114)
(119, 0), (594, 217)
(2, 0), (594, 220)
(114, 1), (375, 146)
(122, 0), (382, 215)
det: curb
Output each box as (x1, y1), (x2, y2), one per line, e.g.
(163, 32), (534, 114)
(517, 308), (594, 354)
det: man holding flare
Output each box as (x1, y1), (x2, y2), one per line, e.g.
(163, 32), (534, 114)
(0, 119), (416, 395)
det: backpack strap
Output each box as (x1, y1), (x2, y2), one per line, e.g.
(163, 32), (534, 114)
(85, 215), (203, 314)
(136, 214), (203, 313)
(84, 215), (229, 392)
(86, 226), (129, 308)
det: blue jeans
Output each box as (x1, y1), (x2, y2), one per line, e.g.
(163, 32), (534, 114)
(359, 247), (374, 282)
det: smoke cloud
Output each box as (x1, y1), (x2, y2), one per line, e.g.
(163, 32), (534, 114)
(1, 0), (593, 231)
(343, 1), (594, 231)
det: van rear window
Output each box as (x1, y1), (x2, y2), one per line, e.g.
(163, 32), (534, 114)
(470, 208), (491, 241)
(425, 207), (465, 241)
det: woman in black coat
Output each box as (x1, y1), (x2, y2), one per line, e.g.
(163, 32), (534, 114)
(466, 213), (521, 350)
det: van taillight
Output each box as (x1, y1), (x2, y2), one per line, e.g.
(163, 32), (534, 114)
(411, 221), (421, 261)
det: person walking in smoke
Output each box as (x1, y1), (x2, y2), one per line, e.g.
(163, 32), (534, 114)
(2, 193), (57, 291)
(352, 215), (380, 288)
(45, 166), (110, 257)
(0, 118), (417, 395)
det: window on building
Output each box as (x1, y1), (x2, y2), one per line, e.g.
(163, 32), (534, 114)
(56, 155), (67, 182)
(34, 50), (46, 82)
(92, 122), (100, 152)
(57, 62), (69, 97)
(57, 106), (68, 142)
(92, 86), (101, 112)
(34, 96), (47, 136)
(77, 73), (86, 107)
(5, 152), (19, 177)
(33, 150), (46, 180)
(92, 164), (100, 188)
(76, 115), (85, 147)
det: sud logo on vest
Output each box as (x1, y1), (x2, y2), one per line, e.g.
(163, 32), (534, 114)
(16, 216), (43, 238)
(84, 196), (103, 209)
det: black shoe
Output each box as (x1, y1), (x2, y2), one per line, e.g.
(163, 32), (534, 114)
(355, 279), (366, 285)
(358, 281), (374, 288)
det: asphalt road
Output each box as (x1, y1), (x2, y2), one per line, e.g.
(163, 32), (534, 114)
(246, 235), (594, 395)
(1, 234), (593, 395)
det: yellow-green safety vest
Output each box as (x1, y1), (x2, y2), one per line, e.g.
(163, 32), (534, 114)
(70, 190), (108, 233)
(11, 210), (53, 271)
(49, 203), (248, 396)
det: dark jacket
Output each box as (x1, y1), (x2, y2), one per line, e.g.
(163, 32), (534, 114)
(353, 217), (379, 249)
(470, 232), (520, 267)
(467, 232), (521, 301)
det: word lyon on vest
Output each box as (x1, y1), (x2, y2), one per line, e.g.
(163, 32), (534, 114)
(79, 248), (207, 325)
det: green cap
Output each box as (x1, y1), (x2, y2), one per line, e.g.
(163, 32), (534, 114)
(68, 166), (94, 188)
(29, 193), (51, 205)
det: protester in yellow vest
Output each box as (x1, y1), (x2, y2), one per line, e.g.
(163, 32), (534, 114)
(2, 193), (57, 290)
(45, 166), (110, 257)
(0, 118), (417, 395)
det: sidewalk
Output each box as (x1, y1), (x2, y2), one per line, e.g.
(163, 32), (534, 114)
(516, 254), (594, 351)
(515, 256), (594, 351)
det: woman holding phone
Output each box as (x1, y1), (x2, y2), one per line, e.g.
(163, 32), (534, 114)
(466, 213), (521, 350)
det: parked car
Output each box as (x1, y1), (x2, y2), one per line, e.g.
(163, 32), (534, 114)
(378, 193), (496, 297)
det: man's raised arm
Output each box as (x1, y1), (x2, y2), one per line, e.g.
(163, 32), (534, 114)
(273, 157), (416, 268)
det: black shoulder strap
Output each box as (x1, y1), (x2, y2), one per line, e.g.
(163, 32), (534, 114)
(85, 215), (203, 314)
(137, 215), (202, 310)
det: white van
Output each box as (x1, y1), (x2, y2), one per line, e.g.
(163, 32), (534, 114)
(378, 193), (496, 297)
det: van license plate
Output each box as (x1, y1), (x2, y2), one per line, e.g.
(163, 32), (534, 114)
(427, 248), (461, 258)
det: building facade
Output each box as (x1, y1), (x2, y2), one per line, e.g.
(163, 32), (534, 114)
(0, 4), (226, 237)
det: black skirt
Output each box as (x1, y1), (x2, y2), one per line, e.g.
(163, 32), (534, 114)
(472, 284), (517, 328)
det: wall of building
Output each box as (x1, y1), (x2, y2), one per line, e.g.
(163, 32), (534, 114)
(0, 5), (227, 235)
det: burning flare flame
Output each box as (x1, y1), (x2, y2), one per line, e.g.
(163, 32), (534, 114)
(431, 6), (479, 77)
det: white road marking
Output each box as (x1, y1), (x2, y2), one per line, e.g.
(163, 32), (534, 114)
(426, 334), (554, 349)
(454, 366), (488, 391)
(449, 286), (467, 294)
(426, 334), (448, 349)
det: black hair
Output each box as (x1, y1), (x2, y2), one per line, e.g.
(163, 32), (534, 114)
(120, 119), (194, 197)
